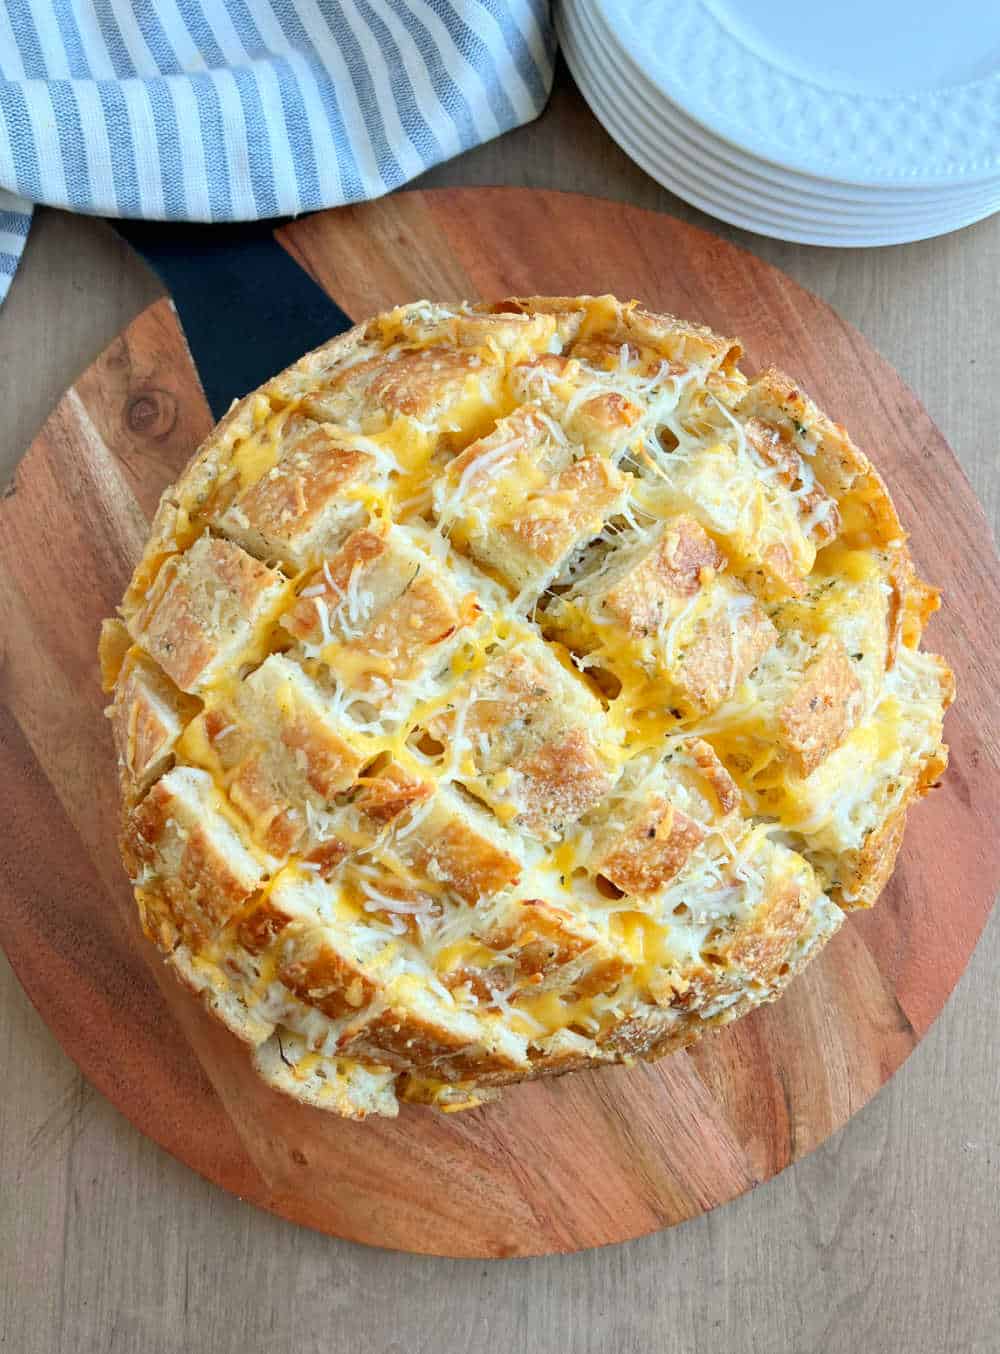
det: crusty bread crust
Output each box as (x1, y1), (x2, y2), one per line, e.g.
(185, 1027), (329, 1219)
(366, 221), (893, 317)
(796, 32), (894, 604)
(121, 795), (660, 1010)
(100, 296), (953, 1119)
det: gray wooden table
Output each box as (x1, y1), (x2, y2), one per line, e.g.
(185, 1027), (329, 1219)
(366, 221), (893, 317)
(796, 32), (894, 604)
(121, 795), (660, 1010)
(1, 69), (997, 1354)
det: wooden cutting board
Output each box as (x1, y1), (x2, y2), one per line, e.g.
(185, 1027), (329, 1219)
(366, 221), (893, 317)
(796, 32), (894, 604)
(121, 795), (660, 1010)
(1, 188), (997, 1259)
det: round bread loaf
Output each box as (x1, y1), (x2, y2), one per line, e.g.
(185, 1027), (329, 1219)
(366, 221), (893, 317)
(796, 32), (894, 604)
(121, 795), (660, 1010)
(100, 296), (953, 1119)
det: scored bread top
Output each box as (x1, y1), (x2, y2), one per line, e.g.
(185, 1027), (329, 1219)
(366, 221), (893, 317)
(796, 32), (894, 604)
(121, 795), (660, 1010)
(101, 295), (953, 1120)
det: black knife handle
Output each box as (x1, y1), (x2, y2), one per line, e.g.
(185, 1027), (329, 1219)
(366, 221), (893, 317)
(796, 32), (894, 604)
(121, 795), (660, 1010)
(113, 218), (354, 421)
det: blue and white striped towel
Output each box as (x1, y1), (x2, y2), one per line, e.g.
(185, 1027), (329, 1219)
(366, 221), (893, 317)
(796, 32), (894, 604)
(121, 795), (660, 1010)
(0, 0), (554, 304)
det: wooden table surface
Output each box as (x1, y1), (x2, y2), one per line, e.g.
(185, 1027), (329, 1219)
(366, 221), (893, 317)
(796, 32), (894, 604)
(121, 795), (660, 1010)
(1, 67), (997, 1354)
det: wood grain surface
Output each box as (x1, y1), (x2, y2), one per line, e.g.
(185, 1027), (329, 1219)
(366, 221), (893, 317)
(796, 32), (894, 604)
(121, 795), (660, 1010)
(1, 185), (997, 1268)
(1, 72), (999, 1354)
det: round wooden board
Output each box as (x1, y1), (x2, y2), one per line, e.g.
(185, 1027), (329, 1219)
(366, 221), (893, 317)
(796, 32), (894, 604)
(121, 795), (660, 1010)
(1, 189), (998, 1259)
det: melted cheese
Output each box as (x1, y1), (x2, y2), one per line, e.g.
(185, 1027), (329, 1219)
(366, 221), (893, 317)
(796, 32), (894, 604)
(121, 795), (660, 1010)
(230, 402), (291, 489)
(115, 295), (952, 1117)
(511, 989), (597, 1037)
(608, 910), (674, 986)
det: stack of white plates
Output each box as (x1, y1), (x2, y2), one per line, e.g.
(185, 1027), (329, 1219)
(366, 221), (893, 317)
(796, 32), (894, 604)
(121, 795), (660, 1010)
(557, 0), (1000, 246)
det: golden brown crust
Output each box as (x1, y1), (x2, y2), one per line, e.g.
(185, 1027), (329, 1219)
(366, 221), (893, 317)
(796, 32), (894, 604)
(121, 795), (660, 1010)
(105, 645), (200, 802)
(99, 617), (131, 692)
(281, 525), (469, 692)
(488, 295), (743, 374)
(513, 729), (614, 837)
(439, 405), (629, 591)
(604, 515), (723, 630)
(391, 788), (523, 904)
(544, 513), (779, 718)
(129, 535), (286, 694)
(778, 638), (863, 776)
(679, 601), (777, 714)
(504, 455), (626, 569)
(278, 929), (380, 1021)
(600, 802), (705, 894)
(341, 994), (523, 1077)
(124, 769), (263, 947)
(834, 807), (908, 912)
(102, 295), (952, 1120)
(217, 420), (375, 570)
(445, 897), (631, 1000)
(740, 367), (904, 548)
(688, 739), (741, 816)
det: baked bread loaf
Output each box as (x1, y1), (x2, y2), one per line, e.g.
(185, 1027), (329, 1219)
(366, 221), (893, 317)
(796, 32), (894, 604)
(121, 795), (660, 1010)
(100, 295), (953, 1119)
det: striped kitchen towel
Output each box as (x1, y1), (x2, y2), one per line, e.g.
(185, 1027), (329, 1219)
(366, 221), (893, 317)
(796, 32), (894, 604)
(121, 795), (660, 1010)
(0, 0), (554, 304)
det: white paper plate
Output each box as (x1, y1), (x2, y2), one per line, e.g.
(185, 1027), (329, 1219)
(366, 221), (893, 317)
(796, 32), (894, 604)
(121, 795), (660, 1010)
(559, 3), (1000, 245)
(599, 0), (1000, 189)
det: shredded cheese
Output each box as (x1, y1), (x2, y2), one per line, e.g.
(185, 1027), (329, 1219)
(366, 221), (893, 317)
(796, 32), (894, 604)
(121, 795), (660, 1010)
(113, 294), (951, 1119)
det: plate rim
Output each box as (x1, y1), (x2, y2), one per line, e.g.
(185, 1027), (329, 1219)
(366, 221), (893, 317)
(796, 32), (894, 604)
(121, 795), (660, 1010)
(595, 0), (1000, 188)
(561, 11), (1000, 246)
(574, 0), (1000, 207)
